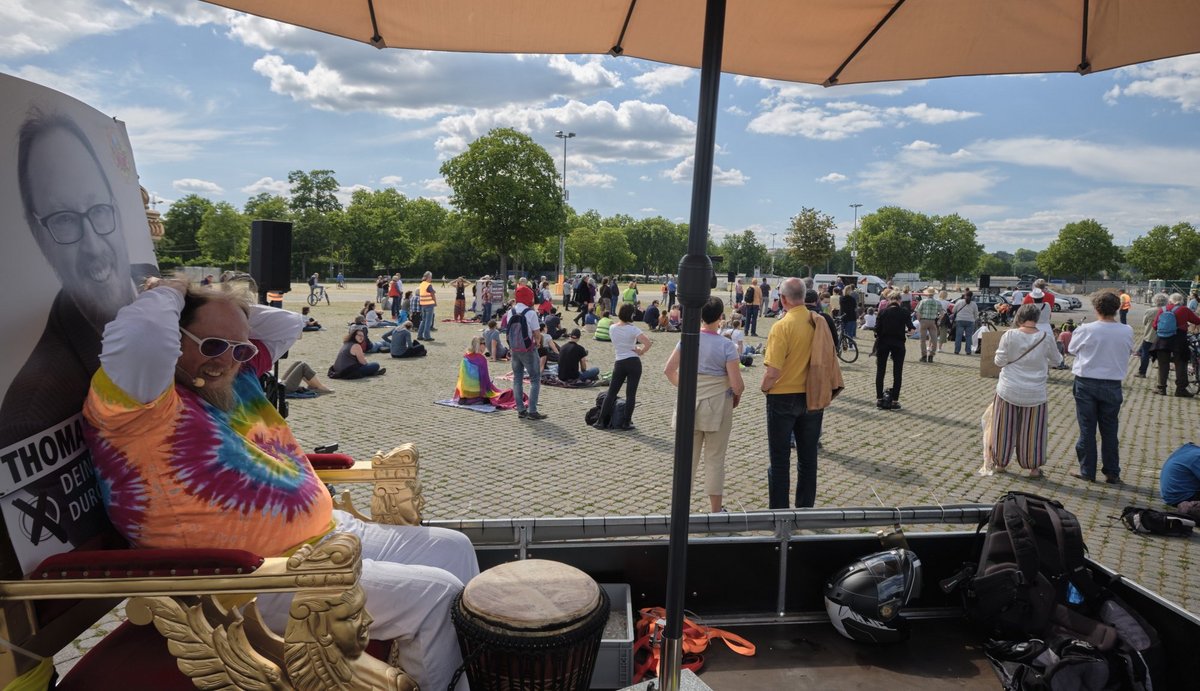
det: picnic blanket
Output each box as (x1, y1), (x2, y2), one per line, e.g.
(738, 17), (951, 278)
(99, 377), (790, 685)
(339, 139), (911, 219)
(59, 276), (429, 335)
(497, 366), (607, 388)
(435, 399), (501, 413)
(441, 318), (479, 323)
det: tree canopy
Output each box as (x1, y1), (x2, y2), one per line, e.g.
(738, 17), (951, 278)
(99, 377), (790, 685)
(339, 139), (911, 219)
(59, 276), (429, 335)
(848, 206), (934, 278)
(439, 127), (564, 281)
(785, 207), (836, 276)
(197, 202), (248, 266)
(921, 214), (982, 284)
(1124, 222), (1200, 279)
(1037, 219), (1123, 280)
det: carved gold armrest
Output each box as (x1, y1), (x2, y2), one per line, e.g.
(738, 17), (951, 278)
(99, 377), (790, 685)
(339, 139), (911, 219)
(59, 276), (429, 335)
(1, 535), (416, 690)
(314, 444), (425, 526)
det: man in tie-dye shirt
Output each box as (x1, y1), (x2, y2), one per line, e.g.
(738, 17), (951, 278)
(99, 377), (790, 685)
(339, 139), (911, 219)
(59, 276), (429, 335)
(83, 277), (477, 691)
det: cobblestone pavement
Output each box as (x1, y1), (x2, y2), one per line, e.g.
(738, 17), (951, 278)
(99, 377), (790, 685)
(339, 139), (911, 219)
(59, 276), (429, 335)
(55, 282), (1197, 673)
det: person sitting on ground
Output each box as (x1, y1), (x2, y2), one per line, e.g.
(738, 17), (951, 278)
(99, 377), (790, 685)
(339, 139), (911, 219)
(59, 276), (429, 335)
(330, 328), (386, 379)
(83, 278), (475, 690)
(364, 302), (397, 328)
(300, 306), (322, 332)
(482, 319), (509, 360)
(382, 321), (426, 358)
(595, 311), (614, 342)
(558, 329), (600, 383)
(543, 308), (566, 340)
(582, 307), (599, 334)
(658, 312), (670, 332)
(281, 360), (335, 395)
(722, 316), (747, 357)
(667, 305), (682, 332)
(643, 300), (662, 331)
(859, 306), (877, 331)
(538, 331), (560, 371)
(1160, 444), (1200, 514)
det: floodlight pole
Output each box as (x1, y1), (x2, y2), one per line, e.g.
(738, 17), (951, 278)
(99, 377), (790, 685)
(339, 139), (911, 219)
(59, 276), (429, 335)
(555, 130), (575, 300)
(850, 203), (863, 273)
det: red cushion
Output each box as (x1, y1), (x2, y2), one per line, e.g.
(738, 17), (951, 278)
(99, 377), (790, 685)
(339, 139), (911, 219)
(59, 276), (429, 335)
(33, 549), (264, 580)
(307, 452), (355, 469)
(57, 621), (193, 691)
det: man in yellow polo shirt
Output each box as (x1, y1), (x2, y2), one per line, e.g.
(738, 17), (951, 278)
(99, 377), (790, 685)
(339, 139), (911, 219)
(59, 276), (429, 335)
(760, 277), (823, 508)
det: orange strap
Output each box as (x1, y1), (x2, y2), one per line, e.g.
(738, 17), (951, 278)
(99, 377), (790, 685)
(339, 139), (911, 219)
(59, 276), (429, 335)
(636, 607), (757, 657)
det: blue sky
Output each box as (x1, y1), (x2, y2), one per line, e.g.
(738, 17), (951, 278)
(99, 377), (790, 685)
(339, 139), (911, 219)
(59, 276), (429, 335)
(4, 0), (1199, 253)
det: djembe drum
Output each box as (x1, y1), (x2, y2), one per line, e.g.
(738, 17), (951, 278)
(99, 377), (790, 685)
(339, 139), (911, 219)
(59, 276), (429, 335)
(451, 559), (610, 690)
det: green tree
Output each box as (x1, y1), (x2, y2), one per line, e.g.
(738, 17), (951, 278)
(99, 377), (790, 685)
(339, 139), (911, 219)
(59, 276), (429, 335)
(566, 226), (602, 270)
(1036, 219), (1123, 280)
(592, 227), (637, 277)
(1125, 222), (1200, 279)
(243, 193), (289, 221)
(626, 216), (687, 275)
(977, 253), (1011, 277)
(921, 214), (983, 284)
(291, 208), (342, 278)
(719, 230), (769, 275)
(197, 202), (248, 266)
(160, 194), (213, 262)
(848, 206), (933, 279)
(784, 207), (836, 276)
(1014, 248), (1038, 263)
(288, 170), (342, 213)
(343, 188), (411, 274)
(440, 127), (564, 281)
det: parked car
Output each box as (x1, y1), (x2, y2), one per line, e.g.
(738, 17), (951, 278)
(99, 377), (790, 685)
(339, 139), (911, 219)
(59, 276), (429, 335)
(974, 293), (1012, 316)
(998, 290), (1068, 311)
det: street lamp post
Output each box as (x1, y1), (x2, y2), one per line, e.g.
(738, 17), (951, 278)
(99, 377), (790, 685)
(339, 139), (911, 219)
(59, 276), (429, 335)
(769, 232), (776, 275)
(555, 130), (575, 300)
(849, 203), (863, 274)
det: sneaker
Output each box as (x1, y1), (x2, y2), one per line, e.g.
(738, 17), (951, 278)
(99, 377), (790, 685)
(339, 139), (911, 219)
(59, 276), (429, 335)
(377, 367), (387, 375)
(920, 355), (927, 362)
(1069, 470), (1096, 482)
(1104, 474), (1123, 485)
(527, 411), (548, 420)
(518, 410), (528, 419)
(1134, 373), (1146, 378)
(1153, 387), (1166, 395)
(887, 400), (902, 411)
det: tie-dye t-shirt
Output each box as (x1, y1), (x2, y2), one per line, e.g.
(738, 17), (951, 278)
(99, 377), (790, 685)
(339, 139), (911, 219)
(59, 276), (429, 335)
(82, 363), (333, 555)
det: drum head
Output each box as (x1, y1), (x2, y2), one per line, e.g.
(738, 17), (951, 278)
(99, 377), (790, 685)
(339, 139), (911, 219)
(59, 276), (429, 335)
(462, 559), (601, 632)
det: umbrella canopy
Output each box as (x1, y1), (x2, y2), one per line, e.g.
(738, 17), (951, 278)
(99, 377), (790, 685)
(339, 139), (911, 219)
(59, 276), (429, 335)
(206, 0), (1200, 85)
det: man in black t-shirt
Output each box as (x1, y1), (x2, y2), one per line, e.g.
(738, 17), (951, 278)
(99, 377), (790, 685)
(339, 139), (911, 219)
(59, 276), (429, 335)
(558, 329), (599, 382)
(874, 295), (913, 410)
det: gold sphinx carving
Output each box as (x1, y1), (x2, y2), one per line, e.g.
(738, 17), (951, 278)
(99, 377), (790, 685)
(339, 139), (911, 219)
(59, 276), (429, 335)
(126, 533), (414, 690)
(368, 445), (425, 526)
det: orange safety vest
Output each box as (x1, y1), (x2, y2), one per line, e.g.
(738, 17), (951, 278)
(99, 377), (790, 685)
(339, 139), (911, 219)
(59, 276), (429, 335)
(267, 291), (284, 303)
(418, 280), (436, 306)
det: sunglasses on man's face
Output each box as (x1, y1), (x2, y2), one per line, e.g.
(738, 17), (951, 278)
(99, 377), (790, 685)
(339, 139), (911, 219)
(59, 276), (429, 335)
(180, 327), (259, 362)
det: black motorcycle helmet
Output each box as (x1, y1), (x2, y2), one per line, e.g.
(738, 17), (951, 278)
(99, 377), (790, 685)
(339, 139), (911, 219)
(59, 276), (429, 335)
(824, 548), (922, 643)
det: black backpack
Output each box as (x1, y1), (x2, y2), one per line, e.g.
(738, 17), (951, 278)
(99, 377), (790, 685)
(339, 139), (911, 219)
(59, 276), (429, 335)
(585, 391), (625, 429)
(1119, 506), (1195, 537)
(942, 493), (1161, 690)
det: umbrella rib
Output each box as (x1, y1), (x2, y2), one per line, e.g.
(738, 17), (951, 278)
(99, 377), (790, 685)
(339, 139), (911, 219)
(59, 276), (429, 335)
(367, 0), (384, 47)
(1077, 0), (1091, 73)
(823, 0), (908, 86)
(609, 0), (639, 56)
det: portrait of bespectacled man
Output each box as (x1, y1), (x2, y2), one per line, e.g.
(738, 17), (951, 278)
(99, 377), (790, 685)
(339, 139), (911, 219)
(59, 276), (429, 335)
(0, 111), (157, 448)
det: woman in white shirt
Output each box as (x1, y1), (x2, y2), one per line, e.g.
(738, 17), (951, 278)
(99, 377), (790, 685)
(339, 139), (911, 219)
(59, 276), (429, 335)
(986, 304), (1063, 477)
(596, 303), (652, 430)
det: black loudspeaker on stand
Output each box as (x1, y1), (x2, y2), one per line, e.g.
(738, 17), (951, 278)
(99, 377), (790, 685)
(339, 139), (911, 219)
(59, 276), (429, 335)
(979, 274), (991, 291)
(249, 220), (292, 419)
(250, 220), (293, 293)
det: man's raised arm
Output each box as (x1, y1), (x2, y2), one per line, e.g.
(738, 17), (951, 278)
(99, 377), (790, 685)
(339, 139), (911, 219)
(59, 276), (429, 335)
(98, 284), (186, 405)
(248, 303), (305, 362)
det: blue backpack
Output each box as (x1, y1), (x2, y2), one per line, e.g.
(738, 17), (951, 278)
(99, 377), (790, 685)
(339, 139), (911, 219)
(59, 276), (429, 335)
(1156, 305), (1178, 339)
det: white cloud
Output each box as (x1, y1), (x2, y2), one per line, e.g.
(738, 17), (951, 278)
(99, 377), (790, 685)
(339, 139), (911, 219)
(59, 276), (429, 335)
(7, 64), (105, 104)
(335, 183), (372, 207)
(420, 178), (451, 195)
(904, 140), (939, 151)
(735, 76), (927, 101)
(664, 156), (748, 186)
(0, 0), (147, 58)
(116, 106), (245, 163)
(172, 178), (224, 194)
(725, 105), (749, 116)
(1107, 54), (1200, 112)
(380, 175), (404, 186)
(746, 100), (978, 140)
(967, 137), (1200, 189)
(818, 173), (847, 183)
(433, 100), (695, 184)
(632, 65), (695, 96)
(241, 176), (290, 196)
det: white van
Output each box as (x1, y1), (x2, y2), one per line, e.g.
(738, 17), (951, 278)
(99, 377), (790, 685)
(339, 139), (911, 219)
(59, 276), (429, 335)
(812, 273), (888, 307)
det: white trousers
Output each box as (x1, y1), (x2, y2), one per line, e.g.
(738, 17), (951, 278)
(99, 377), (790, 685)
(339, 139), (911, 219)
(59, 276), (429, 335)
(258, 511), (480, 691)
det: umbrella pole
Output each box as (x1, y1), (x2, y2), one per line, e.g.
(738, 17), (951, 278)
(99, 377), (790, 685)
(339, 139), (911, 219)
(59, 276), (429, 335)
(662, 0), (725, 689)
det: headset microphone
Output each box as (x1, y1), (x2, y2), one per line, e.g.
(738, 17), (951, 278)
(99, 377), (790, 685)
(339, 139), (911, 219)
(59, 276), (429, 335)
(176, 364), (205, 388)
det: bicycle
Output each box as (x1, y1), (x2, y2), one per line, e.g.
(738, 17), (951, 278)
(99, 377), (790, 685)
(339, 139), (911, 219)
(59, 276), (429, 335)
(307, 285), (330, 306)
(834, 320), (859, 363)
(1186, 333), (1200, 396)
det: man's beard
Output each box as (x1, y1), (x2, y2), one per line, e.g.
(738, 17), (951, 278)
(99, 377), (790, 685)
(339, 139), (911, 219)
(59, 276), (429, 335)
(197, 380), (236, 412)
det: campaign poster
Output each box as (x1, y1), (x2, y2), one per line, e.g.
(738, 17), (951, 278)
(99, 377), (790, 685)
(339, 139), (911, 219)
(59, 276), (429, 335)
(0, 73), (159, 576)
